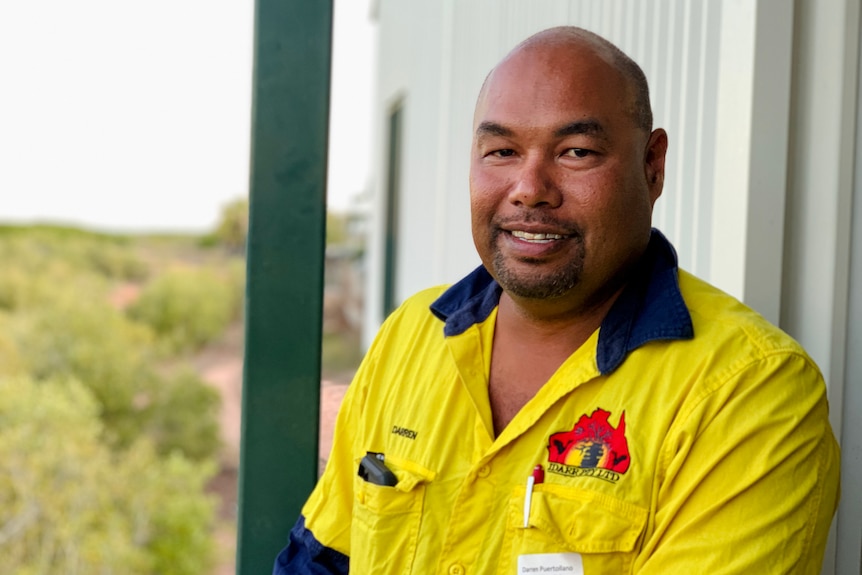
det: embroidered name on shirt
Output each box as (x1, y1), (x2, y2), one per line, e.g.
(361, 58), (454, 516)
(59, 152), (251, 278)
(392, 425), (418, 440)
(546, 408), (630, 483)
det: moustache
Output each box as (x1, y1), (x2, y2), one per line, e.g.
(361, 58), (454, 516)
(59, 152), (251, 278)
(491, 214), (583, 238)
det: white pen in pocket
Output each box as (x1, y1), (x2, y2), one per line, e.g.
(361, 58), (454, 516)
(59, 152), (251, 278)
(523, 464), (544, 528)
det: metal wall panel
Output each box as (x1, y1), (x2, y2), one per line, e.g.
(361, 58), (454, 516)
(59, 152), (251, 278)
(838, 110), (862, 572)
(782, 2), (862, 572)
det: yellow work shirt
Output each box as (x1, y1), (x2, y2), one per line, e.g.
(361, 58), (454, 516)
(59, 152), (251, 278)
(299, 232), (840, 574)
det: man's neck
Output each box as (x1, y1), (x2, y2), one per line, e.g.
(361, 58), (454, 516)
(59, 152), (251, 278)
(487, 288), (623, 436)
(496, 285), (624, 349)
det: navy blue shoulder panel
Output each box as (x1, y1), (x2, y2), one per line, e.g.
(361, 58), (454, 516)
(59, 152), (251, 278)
(273, 515), (349, 575)
(429, 229), (693, 375)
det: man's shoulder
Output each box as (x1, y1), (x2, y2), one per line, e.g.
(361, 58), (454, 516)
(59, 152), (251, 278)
(376, 285), (452, 336)
(678, 270), (812, 361)
(389, 285), (451, 320)
(400, 285), (451, 310)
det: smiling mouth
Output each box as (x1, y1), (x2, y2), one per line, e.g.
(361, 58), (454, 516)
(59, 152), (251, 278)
(510, 230), (567, 243)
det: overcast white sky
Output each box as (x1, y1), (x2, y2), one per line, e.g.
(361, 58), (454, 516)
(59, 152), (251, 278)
(0, 0), (374, 233)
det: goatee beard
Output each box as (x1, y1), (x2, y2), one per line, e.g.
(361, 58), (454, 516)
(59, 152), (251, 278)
(490, 234), (585, 300)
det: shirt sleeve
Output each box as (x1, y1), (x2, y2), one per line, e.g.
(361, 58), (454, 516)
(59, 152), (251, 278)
(273, 515), (350, 575)
(634, 351), (840, 573)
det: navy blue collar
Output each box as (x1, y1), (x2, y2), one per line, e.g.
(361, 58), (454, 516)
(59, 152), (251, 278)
(429, 229), (694, 375)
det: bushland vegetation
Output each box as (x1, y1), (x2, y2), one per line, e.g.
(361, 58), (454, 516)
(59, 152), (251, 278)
(0, 221), (244, 574)
(0, 200), (365, 574)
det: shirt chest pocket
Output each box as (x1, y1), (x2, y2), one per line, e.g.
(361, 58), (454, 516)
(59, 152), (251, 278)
(501, 483), (647, 575)
(350, 455), (435, 575)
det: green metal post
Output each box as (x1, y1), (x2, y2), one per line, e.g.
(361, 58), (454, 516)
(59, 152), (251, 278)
(237, 1), (332, 574)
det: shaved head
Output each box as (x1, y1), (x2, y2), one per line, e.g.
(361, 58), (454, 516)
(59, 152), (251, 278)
(479, 26), (653, 133)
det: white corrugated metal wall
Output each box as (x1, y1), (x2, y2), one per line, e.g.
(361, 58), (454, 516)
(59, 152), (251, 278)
(365, 2), (861, 571)
(783, 2), (861, 573)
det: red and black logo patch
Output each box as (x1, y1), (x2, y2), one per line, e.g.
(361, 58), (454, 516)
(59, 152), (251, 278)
(546, 408), (630, 483)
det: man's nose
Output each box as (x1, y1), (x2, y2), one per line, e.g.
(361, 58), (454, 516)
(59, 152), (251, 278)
(507, 158), (562, 208)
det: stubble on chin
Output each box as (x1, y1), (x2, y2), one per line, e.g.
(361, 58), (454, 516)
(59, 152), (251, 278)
(490, 234), (586, 300)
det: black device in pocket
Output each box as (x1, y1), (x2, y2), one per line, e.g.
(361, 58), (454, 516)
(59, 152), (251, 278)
(358, 452), (398, 486)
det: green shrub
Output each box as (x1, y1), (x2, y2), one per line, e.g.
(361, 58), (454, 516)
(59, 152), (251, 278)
(118, 441), (218, 575)
(0, 267), (33, 310)
(0, 313), (24, 377)
(0, 225), (231, 574)
(0, 233), (142, 314)
(0, 376), (217, 575)
(128, 267), (240, 354)
(9, 299), (223, 462)
(144, 368), (222, 462)
(10, 299), (156, 448)
(0, 376), (149, 573)
(0, 226), (147, 284)
(212, 198), (248, 252)
(85, 241), (149, 281)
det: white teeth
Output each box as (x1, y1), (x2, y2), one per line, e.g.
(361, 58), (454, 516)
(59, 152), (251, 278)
(511, 230), (565, 242)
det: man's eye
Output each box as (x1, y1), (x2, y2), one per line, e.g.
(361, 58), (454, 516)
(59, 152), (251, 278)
(564, 148), (591, 158)
(491, 149), (516, 158)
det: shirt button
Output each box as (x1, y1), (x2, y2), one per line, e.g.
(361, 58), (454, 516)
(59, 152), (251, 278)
(477, 465), (491, 478)
(449, 564), (465, 575)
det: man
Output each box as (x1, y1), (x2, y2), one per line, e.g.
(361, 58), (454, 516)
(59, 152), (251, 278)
(276, 26), (840, 574)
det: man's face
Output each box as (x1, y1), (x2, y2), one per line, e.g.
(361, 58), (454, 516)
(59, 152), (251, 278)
(469, 40), (666, 311)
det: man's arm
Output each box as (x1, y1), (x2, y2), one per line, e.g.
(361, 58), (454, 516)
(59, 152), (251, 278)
(273, 516), (349, 575)
(635, 351), (840, 573)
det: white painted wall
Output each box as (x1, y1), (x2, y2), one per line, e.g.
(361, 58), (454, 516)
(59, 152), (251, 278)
(711, 0), (794, 325)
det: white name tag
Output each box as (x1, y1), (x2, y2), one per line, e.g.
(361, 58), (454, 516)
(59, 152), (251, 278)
(517, 553), (584, 574)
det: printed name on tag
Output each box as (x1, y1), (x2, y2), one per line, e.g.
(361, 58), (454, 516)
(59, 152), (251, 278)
(517, 552), (584, 574)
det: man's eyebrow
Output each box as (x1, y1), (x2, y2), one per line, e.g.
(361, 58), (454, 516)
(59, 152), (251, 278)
(475, 120), (606, 139)
(554, 120), (605, 138)
(475, 122), (513, 138)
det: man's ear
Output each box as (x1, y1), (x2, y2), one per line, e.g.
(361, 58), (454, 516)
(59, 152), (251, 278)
(644, 128), (668, 204)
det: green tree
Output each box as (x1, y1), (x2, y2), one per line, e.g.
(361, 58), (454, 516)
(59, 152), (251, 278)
(127, 266), (240, 355)
(213, 198), (248, 252)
